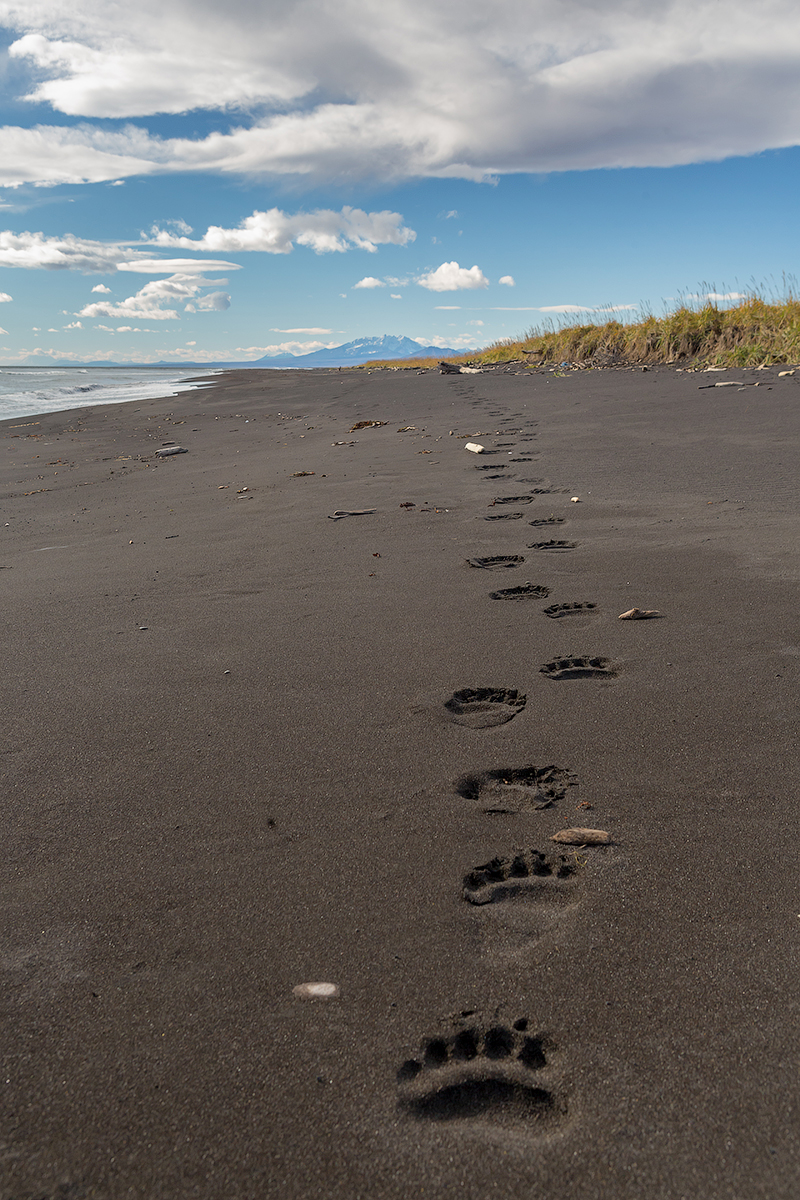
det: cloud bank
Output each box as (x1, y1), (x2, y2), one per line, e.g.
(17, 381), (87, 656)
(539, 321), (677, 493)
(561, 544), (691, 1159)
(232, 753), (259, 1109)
(148, 207), (414, 254)
(2, 1), (800, 185)
(78, 273), (230, 320)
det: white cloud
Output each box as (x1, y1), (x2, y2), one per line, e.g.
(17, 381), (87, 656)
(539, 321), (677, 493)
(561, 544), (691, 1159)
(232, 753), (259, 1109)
(0, 327), (7, 334)
(499, 275), (515, 287)
(271, 327), (333, 333)
(413, 333), (481, 348)
(538, 304), (593, 313)
(91, 282), (111, 292)
(78, 273), (229, 320)
(117, 258), (239, 273)
(0, 292), (12, 302)
(64, 320), (82, 328)
(390, 293), (402, 299)
(257, 339), (340, 356)
(0, 229), (133, 271)
(435, 305), (461, 310)
(353, 276), (385, 289)
(4, 2), (800, 185)
(187, 290), (230, 312)
(688, 291), (747, 301)
(186, 340), (196, 345)
(468, 319), (484, 325)
(148, 207), (414, 255)
(110, 180), (125, 186)
(417, 262), (489, 292)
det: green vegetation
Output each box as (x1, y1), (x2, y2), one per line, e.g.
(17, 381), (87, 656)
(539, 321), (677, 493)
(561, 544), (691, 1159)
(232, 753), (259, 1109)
(357, 293), (800, 371)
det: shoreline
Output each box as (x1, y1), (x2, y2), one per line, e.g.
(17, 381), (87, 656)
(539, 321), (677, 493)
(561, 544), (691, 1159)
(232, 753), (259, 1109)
(3, 364), (799, 1198)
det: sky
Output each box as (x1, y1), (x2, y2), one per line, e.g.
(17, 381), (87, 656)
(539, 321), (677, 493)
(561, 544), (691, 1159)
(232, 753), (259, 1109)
(0, 0), (799, 365)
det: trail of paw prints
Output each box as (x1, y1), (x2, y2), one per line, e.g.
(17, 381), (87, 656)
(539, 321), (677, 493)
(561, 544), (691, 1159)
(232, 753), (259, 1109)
(540, 656), (616, 679)
(397, 1016), (564, 1128)
(443, 687), (526, 729)
(455, 764), (576, 813)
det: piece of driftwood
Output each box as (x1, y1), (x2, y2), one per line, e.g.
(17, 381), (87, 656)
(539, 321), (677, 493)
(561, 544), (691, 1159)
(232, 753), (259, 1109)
(551, 828), (611, 845)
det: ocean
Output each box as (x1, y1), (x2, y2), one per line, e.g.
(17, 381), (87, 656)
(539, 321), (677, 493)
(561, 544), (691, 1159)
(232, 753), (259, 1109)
(0, 366), (224, 424)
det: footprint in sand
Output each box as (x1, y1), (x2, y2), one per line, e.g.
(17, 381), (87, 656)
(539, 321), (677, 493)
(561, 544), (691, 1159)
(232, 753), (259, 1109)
(490, 583), (550, 600)
(540, 656), (616, 679)
(528, 517), (566, 528)
(463, 846), (587, 959)
(466, 555), (524, 570)
(490, 495), (535, 505)
(484, 512), (524, 520)
(542, 602), (597, 619)
(462, 846), (582, 905)
(443, 688), (526, 729)
(455, 764), (576, 813)
(397, 1017), (562, 1126)
(527, 540), (578, 552)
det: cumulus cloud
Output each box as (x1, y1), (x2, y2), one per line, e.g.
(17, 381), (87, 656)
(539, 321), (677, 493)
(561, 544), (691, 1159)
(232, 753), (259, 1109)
(353, 277), (384, 289)
(0, 229), (135, 271)
(78, 273), (230, 320)
(186, 290), (230, 312)
(0, 292), (12, 301)
(2, 2), (800, 185)
(148, 207), (414, 254)
(499, 275), (515, 287)
(91, 282), (111, 292)
(417, 262), (489, 292)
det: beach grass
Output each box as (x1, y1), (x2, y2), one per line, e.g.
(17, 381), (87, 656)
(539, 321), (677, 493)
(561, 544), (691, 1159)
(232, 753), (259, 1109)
(359, 291), (800, 371)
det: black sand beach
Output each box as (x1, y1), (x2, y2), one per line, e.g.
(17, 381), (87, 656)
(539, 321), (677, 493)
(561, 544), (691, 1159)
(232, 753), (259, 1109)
(2, 364), (800, 1199)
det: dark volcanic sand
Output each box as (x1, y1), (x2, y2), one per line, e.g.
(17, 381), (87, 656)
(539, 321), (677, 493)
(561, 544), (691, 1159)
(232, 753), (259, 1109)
(2, 365), (800, 1199)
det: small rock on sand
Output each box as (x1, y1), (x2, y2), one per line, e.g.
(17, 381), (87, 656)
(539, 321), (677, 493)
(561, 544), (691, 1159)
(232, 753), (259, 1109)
(292, 982), (340, 999)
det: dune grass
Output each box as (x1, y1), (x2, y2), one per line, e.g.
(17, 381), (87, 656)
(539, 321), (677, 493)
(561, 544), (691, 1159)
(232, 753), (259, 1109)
(358, 292), (800, 371)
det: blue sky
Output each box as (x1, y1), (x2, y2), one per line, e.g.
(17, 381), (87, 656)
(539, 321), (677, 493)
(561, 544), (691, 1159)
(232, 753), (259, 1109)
(0, 0), (799, 364)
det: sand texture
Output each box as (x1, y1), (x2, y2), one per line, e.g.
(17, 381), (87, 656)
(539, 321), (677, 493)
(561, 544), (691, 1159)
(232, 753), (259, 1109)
(2, 365), (800, 1199)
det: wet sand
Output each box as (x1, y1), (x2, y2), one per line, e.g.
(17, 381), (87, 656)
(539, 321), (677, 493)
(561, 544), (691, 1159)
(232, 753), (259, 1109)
(2, 364), (800, 1199)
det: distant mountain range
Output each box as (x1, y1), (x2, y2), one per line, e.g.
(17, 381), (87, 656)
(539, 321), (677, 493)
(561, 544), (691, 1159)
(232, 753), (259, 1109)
(41, 334), (465, 370)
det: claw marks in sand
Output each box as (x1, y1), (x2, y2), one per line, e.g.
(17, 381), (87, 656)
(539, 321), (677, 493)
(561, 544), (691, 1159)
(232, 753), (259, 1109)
(397, 1017), (563, 1126)
(444, 688), (526, 729)
(540, 656), (616, 679)
(462, 847), (582, 906)
(456, 764), (576, 813)
(490, 583), (550, 600)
